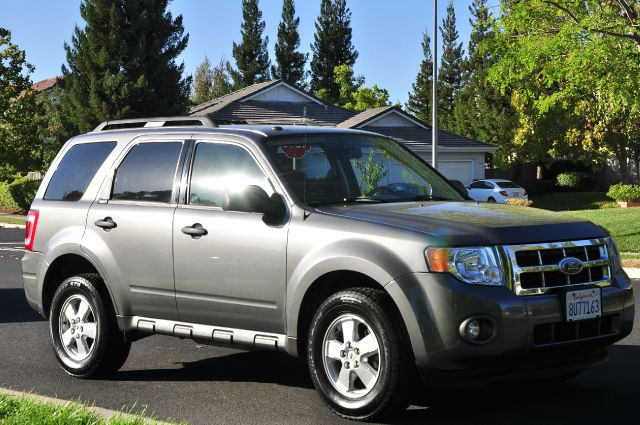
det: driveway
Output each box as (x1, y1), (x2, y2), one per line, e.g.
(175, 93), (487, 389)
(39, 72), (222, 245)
(0, 227), (638, 424)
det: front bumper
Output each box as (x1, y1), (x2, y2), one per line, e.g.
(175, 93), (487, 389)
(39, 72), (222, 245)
(386, 269), (634, 385)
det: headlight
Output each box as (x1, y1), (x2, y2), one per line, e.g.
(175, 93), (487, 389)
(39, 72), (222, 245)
(605, 237), (622, 273)
(426, 246), (504, 286)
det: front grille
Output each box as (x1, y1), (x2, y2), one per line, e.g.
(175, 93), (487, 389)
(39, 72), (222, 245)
(533, 314), (619, 345)
(503, 239), (611, 295)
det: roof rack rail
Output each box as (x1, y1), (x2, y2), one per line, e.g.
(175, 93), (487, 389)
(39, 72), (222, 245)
(93, 116), (217, 132)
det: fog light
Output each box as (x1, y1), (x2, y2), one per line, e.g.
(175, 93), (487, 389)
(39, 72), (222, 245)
(466, 319), (481, 340)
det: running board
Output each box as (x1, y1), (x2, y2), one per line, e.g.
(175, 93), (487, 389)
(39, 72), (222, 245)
(117, 315), (292, 354)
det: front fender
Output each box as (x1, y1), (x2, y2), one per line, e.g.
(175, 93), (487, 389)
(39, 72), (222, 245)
(285, 238), (413, 339)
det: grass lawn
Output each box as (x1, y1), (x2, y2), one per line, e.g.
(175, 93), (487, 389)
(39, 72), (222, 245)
(531, 192), (614, 211)
(0, 393), (164, 425)
(0, 216), (26, 225)
(565, 208), (640, 267)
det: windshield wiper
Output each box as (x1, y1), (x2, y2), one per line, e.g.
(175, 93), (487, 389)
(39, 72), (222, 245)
(387, 195), (451, 203)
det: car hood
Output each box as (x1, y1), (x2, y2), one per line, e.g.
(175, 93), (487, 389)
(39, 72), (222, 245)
(316, 201), (607, 246)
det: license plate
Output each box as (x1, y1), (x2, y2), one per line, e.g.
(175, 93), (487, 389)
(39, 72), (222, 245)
(565, 288), (601, 322)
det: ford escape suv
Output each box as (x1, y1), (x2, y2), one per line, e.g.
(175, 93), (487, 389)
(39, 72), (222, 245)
(22, 117), (634, 421)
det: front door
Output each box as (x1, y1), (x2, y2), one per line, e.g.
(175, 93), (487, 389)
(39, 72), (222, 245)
(84, 140), (186, 320)
(173, 141), (288, 333)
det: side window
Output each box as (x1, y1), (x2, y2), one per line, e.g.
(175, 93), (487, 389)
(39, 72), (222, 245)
(484, 182), (495, 189)
(469, 181), (485, 189)
(44, 142), (116, 201)
(189, 143), (271, 207)
(111, 142), (182, 203)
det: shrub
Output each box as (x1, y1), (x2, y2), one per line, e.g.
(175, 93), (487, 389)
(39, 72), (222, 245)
(505, 198), (533, 207)
(607, 183), (640, 202)
(556, 172), (593, 191)
(8, 177), (40, 211)
(524, 179), (556, 196)
(0, 182), (21, 212)
(599, 201), (620, 209)
(545, 160), (591, 180)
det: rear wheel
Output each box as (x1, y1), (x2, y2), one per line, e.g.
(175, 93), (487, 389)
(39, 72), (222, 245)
(487, 197), (496, 203)
(49, 274), (130, 378)
(307, 288), (411, 421)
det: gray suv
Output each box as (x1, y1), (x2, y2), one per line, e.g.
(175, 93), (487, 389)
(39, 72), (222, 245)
(22, 117), (634, 421)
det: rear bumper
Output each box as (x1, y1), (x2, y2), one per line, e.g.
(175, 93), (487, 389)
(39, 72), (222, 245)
(21, 250), (45, 316)
(386, 269), (634, 384)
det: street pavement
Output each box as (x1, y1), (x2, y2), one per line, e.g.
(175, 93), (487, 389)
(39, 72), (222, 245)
(0, 227), (638, 424)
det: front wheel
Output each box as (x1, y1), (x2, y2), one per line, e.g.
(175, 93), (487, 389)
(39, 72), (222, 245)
(307, 288), (411, 421)
(49, 274), (130, 378)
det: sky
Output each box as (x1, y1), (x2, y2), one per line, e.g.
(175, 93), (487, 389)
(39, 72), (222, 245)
(0, 0), (485, 105)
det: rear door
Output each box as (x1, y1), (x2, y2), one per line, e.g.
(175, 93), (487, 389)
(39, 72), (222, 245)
(172, 140), (289, 333)
(83, 139), (187, 320)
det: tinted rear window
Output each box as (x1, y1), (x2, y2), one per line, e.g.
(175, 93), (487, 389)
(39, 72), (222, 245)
(44, 142), (116, 201)
(496, 181), (521, 189)
(111, 142), (182, 203)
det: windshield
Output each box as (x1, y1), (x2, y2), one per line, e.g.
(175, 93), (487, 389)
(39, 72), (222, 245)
(264, 134), (465, 206)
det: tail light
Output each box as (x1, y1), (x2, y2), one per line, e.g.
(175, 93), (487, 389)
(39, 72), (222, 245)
(499, 191), (509, 197)
(25, 210), (39, 251)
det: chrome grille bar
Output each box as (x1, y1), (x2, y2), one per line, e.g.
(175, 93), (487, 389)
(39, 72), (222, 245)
(503, 238), (612, 296)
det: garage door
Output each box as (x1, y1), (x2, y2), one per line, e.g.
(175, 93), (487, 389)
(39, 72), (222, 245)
(437, 160), (475, 185)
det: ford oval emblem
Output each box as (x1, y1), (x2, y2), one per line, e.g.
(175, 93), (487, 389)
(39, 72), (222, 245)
(558, 257), (584, 275)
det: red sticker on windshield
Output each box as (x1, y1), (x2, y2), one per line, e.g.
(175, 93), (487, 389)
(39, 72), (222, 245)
(281, 145), (311, 159)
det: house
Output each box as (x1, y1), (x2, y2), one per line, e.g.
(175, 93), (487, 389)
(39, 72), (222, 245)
(190, 80), (496, 185)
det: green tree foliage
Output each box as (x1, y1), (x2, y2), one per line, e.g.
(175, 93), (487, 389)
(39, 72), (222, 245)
(310, 0), (358, 104)
(407, 29), (433, 124)
(316, 65), (389, 111)
(230, 0), (270, 88)
(353, 150), (388, 194)
(452, 0), (516, 167)
(488, 1), (640, 182)
(63, 0), (190, 133)
(212, 58), (233, 99)
(271, 0), (307, 86)
(437, 1), (464, 131)
(191, 56), (215, 105)
(0, 28), (43, 179)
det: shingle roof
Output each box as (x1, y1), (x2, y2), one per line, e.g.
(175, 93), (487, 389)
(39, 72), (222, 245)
(189, 80), (281, 115)
(368, 127), (496, 150)
(32, 76), (63, 92)
(189, 79), (495, 151)
(201, 100), (355, 126)
(336, 105), (397, 128)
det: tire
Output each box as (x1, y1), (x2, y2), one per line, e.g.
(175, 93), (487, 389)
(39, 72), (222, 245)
(487, 197), (496, 203)
(307, 288), (411, 421)
(49, 273), (130, 378)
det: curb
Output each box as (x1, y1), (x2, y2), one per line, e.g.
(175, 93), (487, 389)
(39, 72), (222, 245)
(0, 388), (173, 424)
(0, 222), (25, 229)
(624, 268), (640, 279)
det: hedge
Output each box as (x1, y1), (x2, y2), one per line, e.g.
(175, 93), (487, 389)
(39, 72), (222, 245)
(607, 183), (640, 202)
(0, 177), (40, 213)
(556, 171), (593, 191)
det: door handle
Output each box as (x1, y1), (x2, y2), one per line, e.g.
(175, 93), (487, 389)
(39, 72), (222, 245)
(95, 217), (117, 230)
(181, 223), (208, 238)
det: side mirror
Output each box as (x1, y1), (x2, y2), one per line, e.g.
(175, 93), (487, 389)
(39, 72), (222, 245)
(449, 180), (469, 197)
(222, 185), (286, 225)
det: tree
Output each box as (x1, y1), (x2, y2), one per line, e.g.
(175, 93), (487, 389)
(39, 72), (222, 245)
(407, 29), (433, 124)
(211, 58), (233, 99)
(437, 1), (464, 131)
(191, 56), (214, 105)
(310, 0), (358, 104)
(316, 65), (389, 111)
(0, 28), (43, 178)
(488, 1), (640, 181)
(230, 0), (270, 88)
(271, 0), (307, 86)
(62, 0), (190, 133)
(452, 0), (516, 167)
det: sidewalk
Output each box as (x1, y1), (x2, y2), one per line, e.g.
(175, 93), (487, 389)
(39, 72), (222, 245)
(0, 213), (26, 229)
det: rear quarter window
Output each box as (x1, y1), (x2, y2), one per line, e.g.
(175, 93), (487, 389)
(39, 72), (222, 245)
(496, 181), (521, 189)
(44, 142), (117, 201)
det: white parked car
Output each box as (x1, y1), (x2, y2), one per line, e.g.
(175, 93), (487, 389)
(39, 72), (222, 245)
(466, 179), (528, 203)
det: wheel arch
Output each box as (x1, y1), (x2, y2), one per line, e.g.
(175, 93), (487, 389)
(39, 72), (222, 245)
(42, 253), (118, 320)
